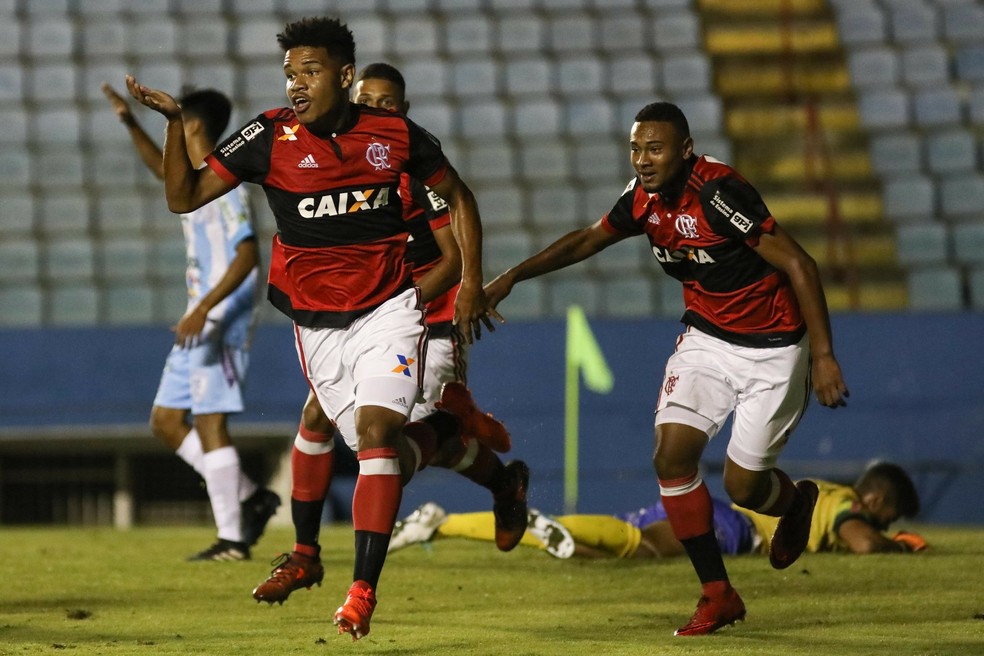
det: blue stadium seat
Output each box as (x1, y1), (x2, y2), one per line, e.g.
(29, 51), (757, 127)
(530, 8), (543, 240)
(407, 100), (455, 140)
(122, 0), (170, 13)
(572, 139), (623, 181)
(656, 275), (686, 319)
(80, 61), (129, 105)
(234, 17), (284, 59)
(458, 99), (508, 138)
(602, 277), (656, 318)
(498, 278), (546, 321)
(0, 192), (35, 237)
(44, 238), (96, 281)
(435, 0), (484, 12)
(870, 132), (923, 175)
(894, 223), (949, 267)
(444, 16), (493, 55)
(80, 18), (126, 59)
(25, 17), (74, 59)
(607, 51), (661, 97)
(401, 57), (450, 99)
(529, 184), (582, 230)
(48, 284), (101, 326)
(858, 89), (910, 130)
(835, 4), (887, 48)
(847, 47), (900, 89)
(0, 239), (40, 283)
(887, 3), (939, 44)
(127, 16), (178, 59)
(558, 56), (606, 95)
(132, 62), (183, 99)
(582, 179), (627, 220)
(174, 0), (223, 14)
(346, 15), (389, 62)
(512, 98), (563, 136)
(652, 12), (702, 53)
(951, 223), (984, 266)
(907, 266), (962, 312)
(105, 283), (155, 325)
(593, 236), (648, 274)
(882, 175), (936, 223)
(390, 16), (439, 56)
(955, 46), (984, 84)
(968, 84), (984, 124)
(0, 150), (30, 189)
(35, 108), (82, 145)
(599, 12), (648, 52)
(548, 275), (602, 318)
(661, 52), (712, 93)
(566, 99), (617, 135)
(483, 232), (536, 279)
(942, 3), (984, 45)
(926, 129), (977, 175)
(35, 149), (85, 187)
(473, 183), (525, 231)
(0, 18), (19, 59)
(100, 237), (151, 281)
(548, 13), (597, 53)
(0, 108), (28, 147)
(94, 190), (146, 235)
(495, 14), (546, 53)
(940, 173), (984, 221)
(451, 58), (499, 98)
(181, 63), (236, 101)
(900, 44), (949, 88)
(155, 280), (190, 323)
(0, 285), (43, 327)
(504, 58), (553, 96)
(179, 15), (231, 59)
(150, 236), (187, 282)
(518, 138), (571, 181)
(676, 94), (723, 135)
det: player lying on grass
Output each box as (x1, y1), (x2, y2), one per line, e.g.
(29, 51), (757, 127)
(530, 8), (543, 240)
(389, 461), (927, 559)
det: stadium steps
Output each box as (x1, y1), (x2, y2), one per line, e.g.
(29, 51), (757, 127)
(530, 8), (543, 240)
(696, 0), (906, 311)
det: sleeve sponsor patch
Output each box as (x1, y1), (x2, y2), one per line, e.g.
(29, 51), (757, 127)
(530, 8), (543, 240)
(730, 211), (753, 233)
(241, 121), (265, 141)
(425, 188), (448, 212)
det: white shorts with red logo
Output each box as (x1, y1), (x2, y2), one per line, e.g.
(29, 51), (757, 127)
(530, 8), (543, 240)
(294, 288), (426, 452)
(654, 326), (811, 471)
(411, 330), (469, 421)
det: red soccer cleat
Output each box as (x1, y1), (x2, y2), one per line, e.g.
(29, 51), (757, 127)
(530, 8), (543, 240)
(674, 586), (746, 636)
(769, 480), (819, 570)
(334, 580), (377, 641)
(252, 551), (324, 605)
(436, 382), (512, 453)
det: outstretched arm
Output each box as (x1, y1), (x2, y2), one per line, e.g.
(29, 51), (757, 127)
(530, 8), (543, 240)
(837, 518), (926, 553)
(754, 224), (849, 408)
(484, 220), (624, 309)
(429, 169), (499, 343)
(101, 82), (165, 179)
(125, 75), (234, 213)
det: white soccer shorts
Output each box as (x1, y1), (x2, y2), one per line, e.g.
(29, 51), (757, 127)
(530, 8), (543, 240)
(410, 330), (469, 421)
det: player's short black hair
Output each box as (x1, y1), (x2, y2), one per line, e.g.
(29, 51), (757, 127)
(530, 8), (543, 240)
(634, 101), (691, 139)
(356, 62), (406, 96)
(178, 87), (231, 145)
(277, 16), (356, 66)
(855, 461), (921, 518)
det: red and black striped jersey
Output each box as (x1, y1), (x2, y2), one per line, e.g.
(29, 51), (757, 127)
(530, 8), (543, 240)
(206, 103), (449, 328)
(402, 178), (458, 334)
(602, 155), (805, 347)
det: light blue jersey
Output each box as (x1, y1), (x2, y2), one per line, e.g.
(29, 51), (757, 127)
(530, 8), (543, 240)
(154, 187), (259, 415)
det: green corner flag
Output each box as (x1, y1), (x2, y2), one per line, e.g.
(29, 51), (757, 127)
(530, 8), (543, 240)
(564, 305), (614, 513)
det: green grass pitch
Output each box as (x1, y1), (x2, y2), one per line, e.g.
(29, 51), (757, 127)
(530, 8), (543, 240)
(0, 523), (981, 655)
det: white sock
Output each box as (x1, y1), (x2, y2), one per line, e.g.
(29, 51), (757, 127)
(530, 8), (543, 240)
(175, 429), (205, 476)
(202, 446), (243, 543)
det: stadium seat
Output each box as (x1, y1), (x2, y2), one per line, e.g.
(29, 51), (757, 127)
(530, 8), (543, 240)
(495, 14), (546, 53)
(661, 52), (712, 94)
(913, 86), (963, 127)
(606, 51), (661, 96)
(100, 237), (151, 281)
(0, 150), (30, 189)
(894, 223), (949, 267)
(44, 238), (96, 281)
(174, 0), (223, 14)
(0, 18), (19, 59)
(695, 134), (734, 166)
(234, 17), (284, 59)
(0, 107), (28, 146)
(0, 239), (40, 283)
(969, 267), (984, 310)
(869, 132), (923, 175)
(582, 179), (629, 220)
(652, 12), (702, 53)
(435, 0), (484, 12)
(882, 175), (936, 223)
(25, 17), (74, 59)
(675, 95), (723, 135)
(598, 12), (648, 52)
(451, 58), (499, 98)
(34, 149), (85, 188)
(547, 13), (597, 53)
(951, 223), (984, 266)
(504, 58), (553, 97)
(602, 277), (656, 318)
(847, 47), (900, 89)
(592, 236), (648, 274)
(81, 18), (127, 59)
(459, 98), (508, 138)
(558, 57), (606, 96)
(444, 16), (493, 55)
(656, 275), (686, 318)
(179, 15), (231, 59)
(512, 98), (563, 136)
(548, 275), (602, 318)
(0, 285), (43, 327)
(105, 283), (155, 325)
(901, 44), (950, 88)
(390, 16), (439, 56)
(0, 192), (35, 237)
(906, 266), (963, 312)
(517, 138), (572, 181)
(942, 3), (984, 45)
(473, 183), (525, 230)
(572, 139), (624, 181)
(955, 46), (984, 84)
(498, 278), (546, 321)
(968, 84), (984, 124)
(37, 191), (91, 237)
(155, 280), (191, 323)
(94, 190), (146, 235)
(566, 99), (617, 135)
(150, 236), (188, 282)
(346, 15), (389, 61)
(401, 57), (450, 99)
(407, 100), (455, 140)
(48, 284), (101, 326)
(940, 173), (984, 221)
(887, 3), (939, 44)
(835, 5), (887, 48)
(80, 61), (129, 105)
(181, 63), (236, 101)
(858, 89), (910, 130)
(529, 184), (582, 230)
(122, 0), (170, 13)
(926, 129), (977, 175)
(132, 61), (183, 99)
(127, 16), (178, 59)
(483, 231), (536, 279)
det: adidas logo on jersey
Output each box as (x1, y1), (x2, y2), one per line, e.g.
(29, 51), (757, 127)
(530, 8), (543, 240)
(298, 154), (318, 168)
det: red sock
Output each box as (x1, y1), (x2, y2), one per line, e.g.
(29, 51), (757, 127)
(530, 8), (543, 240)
(291, 424), (335, 502)
(352, 448), (402, 534)
(659, 473), (714, 540)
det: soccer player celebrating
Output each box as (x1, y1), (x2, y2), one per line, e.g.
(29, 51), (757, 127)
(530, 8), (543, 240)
(125, 16), (502, 641)
(484, 101), (849, 636)
(251, 62), (528, 609)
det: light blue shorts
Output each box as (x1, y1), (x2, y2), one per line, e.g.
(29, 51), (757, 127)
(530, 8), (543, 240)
(152, 338), (248, 416)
